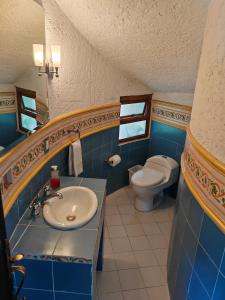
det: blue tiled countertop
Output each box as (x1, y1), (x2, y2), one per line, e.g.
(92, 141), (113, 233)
(10, 177), (106, 263)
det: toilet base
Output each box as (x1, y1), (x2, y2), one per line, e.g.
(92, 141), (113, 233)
(135, 195), (154, 212)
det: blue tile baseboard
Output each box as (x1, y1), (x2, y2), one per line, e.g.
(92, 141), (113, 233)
(168, 173), (225, 300)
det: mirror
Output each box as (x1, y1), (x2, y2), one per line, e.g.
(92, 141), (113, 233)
(0, 0), (48, 156)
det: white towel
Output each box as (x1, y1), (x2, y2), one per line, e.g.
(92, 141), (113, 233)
(69, 140), (83, 176)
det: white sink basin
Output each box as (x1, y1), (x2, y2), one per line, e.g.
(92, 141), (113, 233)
(43, 186), (98, 230)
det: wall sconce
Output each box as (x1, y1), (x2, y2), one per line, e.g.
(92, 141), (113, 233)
(33, 44), (61, 78)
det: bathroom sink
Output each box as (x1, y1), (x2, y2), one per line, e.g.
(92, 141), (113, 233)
(43, 186), (98, 230)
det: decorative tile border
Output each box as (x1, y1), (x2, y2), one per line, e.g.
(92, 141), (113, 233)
(152, 100), (192, 130)
(0, 99), (191, 215)
(0, 92), (16, 113)
(182, 127), (225, 232)
(0, 104), (120, 214)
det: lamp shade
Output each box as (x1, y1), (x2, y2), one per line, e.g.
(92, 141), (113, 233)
(33, 44), (44, 67)
(51, 45), (61, 67)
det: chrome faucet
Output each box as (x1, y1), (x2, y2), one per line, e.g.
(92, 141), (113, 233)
(29, 193), (42, 217)
(44, 185), (63, 200)
(29, 185), (63, 217)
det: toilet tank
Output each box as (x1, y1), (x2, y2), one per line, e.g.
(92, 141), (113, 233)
(144, 155), (179, 182)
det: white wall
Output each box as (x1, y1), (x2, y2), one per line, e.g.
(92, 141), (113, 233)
(153, 92), (193, 106)
(190, 0), (225, 163)
(0, 84), (15, 92)
(42, 0), (151, 119)
(55, 0), (210, 94)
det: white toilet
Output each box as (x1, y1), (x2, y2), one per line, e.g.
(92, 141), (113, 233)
(131, 155), (179, 212)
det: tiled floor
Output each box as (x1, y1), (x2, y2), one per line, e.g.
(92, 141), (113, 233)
(96, 186), (174, 300)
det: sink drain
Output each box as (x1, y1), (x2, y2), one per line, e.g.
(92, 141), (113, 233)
(67, 215), (76, 221)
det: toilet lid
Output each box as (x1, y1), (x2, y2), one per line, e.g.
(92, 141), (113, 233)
(131, 168), (164, 187)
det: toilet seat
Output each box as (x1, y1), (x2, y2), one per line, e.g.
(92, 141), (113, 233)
(131, 168), (164, 187)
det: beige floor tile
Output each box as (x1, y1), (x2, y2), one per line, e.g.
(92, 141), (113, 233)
(153, 249), (168, 266)
(105, 196), (118, 207)
(105, 206), (120, 216)
(118, 268), (145, 290)
(114, 251), (138, 270)
(167, 207), (175, 221)
(125, 224), (145, 237)
(124, 185), (136, 197)
(97, 271), (121, 293)
(104, 226), (109, 239)
(104, 239), (113, 255)
(160, 265), (168, 282)
(147, 234), (169, 249)
(98, 291), (124, 300)
(129, 236), (151, 251)
(121, 214), (139, 225)
(140, 266), (165, 287)
(116, 196), (131, 205)
(108, 225), (127, 238)
(111, 237), (132, 253)
(136, 212), (155, 224)
(142, 223), (161, 235)
(123, 289), (150, 300)
(134, 250), (158, 267)
(103, 254), (117, 271)
(147, 285), (170, 300)
(118, 204), (136, 215)
(106, 215), (123, 226)
(152, 209), (172, 222)
(157, 221), (173, 236)
(102, 187), (173, 299)
(113, 188), (128, 199)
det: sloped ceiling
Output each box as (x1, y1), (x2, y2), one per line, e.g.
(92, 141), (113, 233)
(0, 0), (44, 84)
(56, 0), (210, 93)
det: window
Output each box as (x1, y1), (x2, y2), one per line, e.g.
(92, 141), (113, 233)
(16, 87), (38, 134)
(119, 94), (152, 143)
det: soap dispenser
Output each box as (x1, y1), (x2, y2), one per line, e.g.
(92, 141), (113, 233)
(50, 165), (60, 189)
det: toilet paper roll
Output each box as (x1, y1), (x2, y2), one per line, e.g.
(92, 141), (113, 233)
(108, 155), (121, 167)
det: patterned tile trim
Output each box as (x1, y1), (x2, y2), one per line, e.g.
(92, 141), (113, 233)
(0, 92), (16, 112)
(152, 100), (192, 130)
(182, 128), (225, 232)
(22, 254), (92, 264)
(0, 104), (120, 214)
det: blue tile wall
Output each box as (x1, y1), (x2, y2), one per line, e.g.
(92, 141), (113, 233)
(0, 113), (23, 147)
(168, 173), (225, 300)
(19, 289), (54, 300)
(55, 292), (91, 300)
(53, 262), (92, 294)
(149, 121), (186, 198)
(15, 259), (53, 290)
(149, 121), (186, 162)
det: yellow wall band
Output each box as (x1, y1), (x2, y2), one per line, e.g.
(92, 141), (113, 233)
(152, 99), (192, 112)
(4, 121), (119, 216)
(187, 126), (225, 176)
(0, 109), (16, 114)
(0, 103), (121, 165)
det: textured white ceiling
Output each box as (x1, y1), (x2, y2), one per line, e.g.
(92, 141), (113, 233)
(0, 0), (44, 84)
(56, 0), (210, 93)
